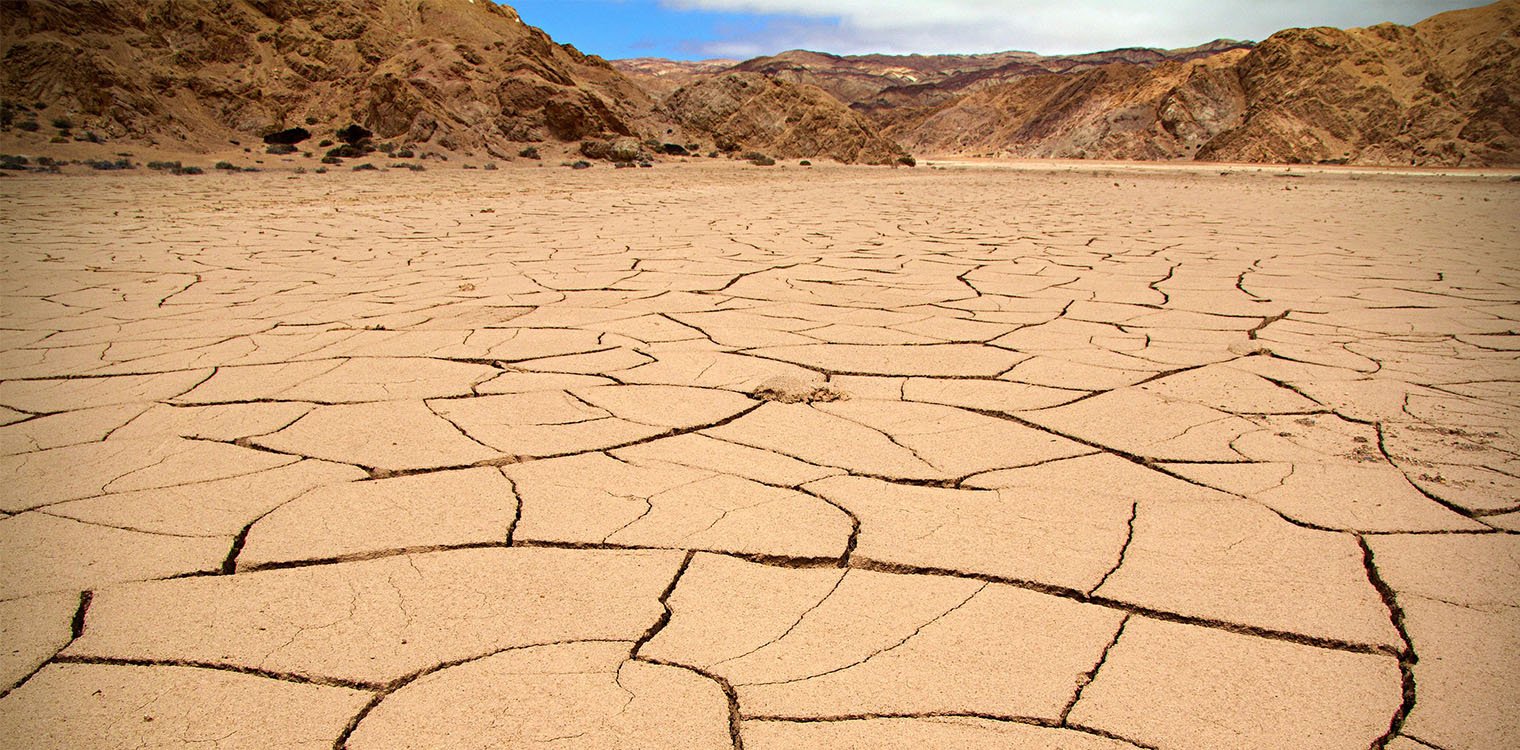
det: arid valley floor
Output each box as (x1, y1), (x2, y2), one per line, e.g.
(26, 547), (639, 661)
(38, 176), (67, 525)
(0, 163), (1517, 749)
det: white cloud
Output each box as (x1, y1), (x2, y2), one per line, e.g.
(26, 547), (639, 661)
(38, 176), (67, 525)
(664, 0), (1490, 55)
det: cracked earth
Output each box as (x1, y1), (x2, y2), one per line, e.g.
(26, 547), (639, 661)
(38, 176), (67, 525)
(0, 163), (1516, 749)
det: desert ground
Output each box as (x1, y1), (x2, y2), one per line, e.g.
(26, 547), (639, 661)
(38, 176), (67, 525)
(0, 161), (1516, 749)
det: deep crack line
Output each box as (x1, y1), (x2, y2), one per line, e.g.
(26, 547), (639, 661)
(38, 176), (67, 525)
(1088, 501), (1138, 596)
(1061, 614), (1129, 726)
(1358, 535), (1419, 750)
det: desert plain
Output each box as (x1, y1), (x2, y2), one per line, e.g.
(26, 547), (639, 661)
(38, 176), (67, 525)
(0, 161), (1517, 749)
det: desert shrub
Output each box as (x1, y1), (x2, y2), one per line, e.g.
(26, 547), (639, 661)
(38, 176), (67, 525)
(391, 162), (424, 171)
(463, 164), (479, 170)
(0, 154), (28, 170)
(266, 143), (298, 155)
(35, 156), (56, 167)
(325, 143), (367, 159)
(320, 156), (341, 164)
(173, 165), (204, 175)
(49, 136), (67, 143)
(660, 143), (689, 156)
(897, 155), (917, 167)
(743, 152), (775, 166)
(377, 142), (396, 154)
(213, 161), (237, 170)
(81, 131), (102, 143)
(336, 123), (372, 145)
(314, 166), (328, 174)
(304, 116), (319, 125)
(352, 162), (378, 171)
(318, 139), (334, 147)
(50, 116), (72, 130)
(262, 127), (310, 145)
(85, 158), (133, 170)
(518, 146), (540, 160)
(570, 160), (591, 170)
(146, 160), (181, 170)
(394, 148), (414, 158)
(482, 162), (498, 170)
(294, 166), (307, 174)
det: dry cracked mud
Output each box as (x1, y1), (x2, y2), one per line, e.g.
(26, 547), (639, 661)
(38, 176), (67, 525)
(0, 162), (1517, 749)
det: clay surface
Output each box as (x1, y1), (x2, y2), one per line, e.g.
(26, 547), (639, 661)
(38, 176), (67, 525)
(0, 163), (1515, 748)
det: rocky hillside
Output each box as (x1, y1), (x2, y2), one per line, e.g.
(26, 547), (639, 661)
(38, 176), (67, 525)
(731, 41), (1254, 109)
(878, 51), (1251, 160)
(1199, 0), (1520, 165)
(0, 0), (666, 157)
(663, 72), (910, 165)
(613, 57), (737, 98)
(881, 0), (1519, 165)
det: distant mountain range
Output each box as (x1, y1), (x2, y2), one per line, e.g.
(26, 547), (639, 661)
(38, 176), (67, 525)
(1, 0), (1516, 166)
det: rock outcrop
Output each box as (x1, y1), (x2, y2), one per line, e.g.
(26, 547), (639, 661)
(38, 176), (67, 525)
(664, 72), (910, 164)
(1198, 0), (1520, 166)
(880, 0), (1519, 166)
(0, 0), (664, 155)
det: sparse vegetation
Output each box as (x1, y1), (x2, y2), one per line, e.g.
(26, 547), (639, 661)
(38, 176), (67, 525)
(50, 116), (72, 130)
(352, 162), (378, 171)
(263, 127), (311, 145)
(570, 160), (592, 170)
(336, 123), (373, 145)
(391, 162), (425, 171)
(0, 154), (29, 170)
(518, 146), (540, 160)
(482, 162), (498, 170)
(84, 158), (134, 170)
(325, 143), (368, 159)
(320, 156), (341, 164)
(214, 161), (238, 171)
(266, 143), (298, 155)
(17, 120), (39, 132)
(394, 148), (414, 158)
(742, 151), (776, 166)
(897, 155), (917, 167)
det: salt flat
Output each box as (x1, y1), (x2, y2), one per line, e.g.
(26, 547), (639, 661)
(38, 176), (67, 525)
(0, 162), (1516, 749)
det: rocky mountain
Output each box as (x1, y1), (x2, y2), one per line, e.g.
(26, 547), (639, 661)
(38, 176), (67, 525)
(2, 0), (1515, 167)
(879, 0), (1519, 166)
(1199, 0), (1520, 166)
(613, 57), (737, 98)
(729, 40), (1254, 109)
(663, 72), (910, 165)
(877, 51), (1251, 160)
(0, 0), (668, 157)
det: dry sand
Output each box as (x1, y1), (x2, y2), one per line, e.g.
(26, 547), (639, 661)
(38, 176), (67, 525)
(0, 161), (1516, 749)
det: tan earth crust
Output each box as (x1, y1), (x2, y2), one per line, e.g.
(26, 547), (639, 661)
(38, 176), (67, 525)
(0, 161), (1516, 749)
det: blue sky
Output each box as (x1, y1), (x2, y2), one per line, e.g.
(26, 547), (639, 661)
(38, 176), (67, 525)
(504, 0), (1491, 60)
